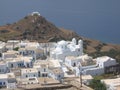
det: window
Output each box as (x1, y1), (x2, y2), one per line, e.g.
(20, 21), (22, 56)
(3, 82), (5, 85)
(11, 64), (13, 68)
(58, 75), (61, 78)
(73, 62), (76, 67)
(44, 68), (46, 72)
(27, 64), (29, 67)
(26, 75), (28, 78)
(0, 82), (2, 85)
(42, 74), (45, 77)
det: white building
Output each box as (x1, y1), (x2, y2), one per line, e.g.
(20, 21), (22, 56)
(2, 50), (18, 60)
(75, 56), (117, 76)
(0, 73), (16, 89)
(5, 40), (20, 50)
(33, 60), (61, 77)
(96, 56), (117, 68)
(19, 46), (44, 60)
(17, 77), (39, 85)
(50, 38), (83, 61)
(21, 68), (38, 79)
(0, 56), (33, 74)
(65, 54), (93, 70)
(0, 62), (8, 74)
(19, 41), (40, 48)
(31, 12), (40, 16)
(33, 60), (49, 77)
(0, 41), (5, 53)
(49, 67), (64, 81)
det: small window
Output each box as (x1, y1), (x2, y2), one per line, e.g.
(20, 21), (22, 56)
(11, 64), (13, 68)
(3, 82), (5, 85)
(58, 75), (61, 78)
(26, 75), (28, 77)
(73, 62), (76, 67)
(44, 68), (46, 72)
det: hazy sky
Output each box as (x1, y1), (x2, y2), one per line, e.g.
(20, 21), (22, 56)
(0, 0), (120, 44)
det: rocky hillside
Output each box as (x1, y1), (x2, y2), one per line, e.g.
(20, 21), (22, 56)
(0, 13), (79, 42)
(0, 13), (120, 62)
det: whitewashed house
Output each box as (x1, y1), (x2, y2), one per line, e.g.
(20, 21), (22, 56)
(19, 41), (39, 48)
(0, 62), (8, 74)
(5, 56), (33, 69)
(49, 67), (64, 81)
(96, 56), (117, 68)
(0, 41), (5, 54)
(21, 68), (38, 79)
(65, 54), (93, 71)
(2, 50), (18, 60)
(50, 38), (83, 61)
(5, 40), (20, 50)
(0, 56), (33, 74)
(0, 73), (16, 89)
(76, 56), (117, 76)
(17, 77), (39, 85)
(19, 47), (44, 60)
(33, 61), (49, 77)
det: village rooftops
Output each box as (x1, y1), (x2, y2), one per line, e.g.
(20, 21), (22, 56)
(49, 60), (61, 67)
(50, 68), (63, 74)
(0, 73), (15, 79)
(34, 60), (49, 66)
(1, 56), (32, 63)
(19, 47), (44, 53)
(33, 60), (61, 69)
(21, 68), (38, 74)
(66, 54), (92, 61)
(17, 77), (39, 85)
(3, 50), (19, 55)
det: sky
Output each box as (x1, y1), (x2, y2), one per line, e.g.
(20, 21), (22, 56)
(0, 0), (120, 44)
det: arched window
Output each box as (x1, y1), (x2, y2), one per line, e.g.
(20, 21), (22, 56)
(73, 62), (76, 67)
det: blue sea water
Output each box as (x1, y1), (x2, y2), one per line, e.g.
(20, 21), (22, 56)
(0, 0), (120, 44)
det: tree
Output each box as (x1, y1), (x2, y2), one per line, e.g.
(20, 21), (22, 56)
(89, 79), (107, 90)
(13, 47), (19, 51)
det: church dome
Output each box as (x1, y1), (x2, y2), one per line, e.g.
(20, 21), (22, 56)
(58, 40), (67, 46)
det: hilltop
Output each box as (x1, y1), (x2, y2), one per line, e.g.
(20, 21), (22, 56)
(0, 12), (120, 61)
(0, 13), (79, 42)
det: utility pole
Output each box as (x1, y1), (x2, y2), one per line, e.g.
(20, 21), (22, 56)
(13, 40), (14, 50)
(78, 63), (82, 88)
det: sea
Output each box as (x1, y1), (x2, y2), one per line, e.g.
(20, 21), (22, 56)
(0, 0), (120, 44)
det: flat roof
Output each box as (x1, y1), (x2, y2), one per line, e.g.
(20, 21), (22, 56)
(66, 56), (77, 60)
(21, 68), (38, 74)
(3, 50), (19, 54)
(0, 73), (15, 79)
(101, 78), (120, 87)
(97, 56), (115, 61)
(50, 68), (63, 74)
